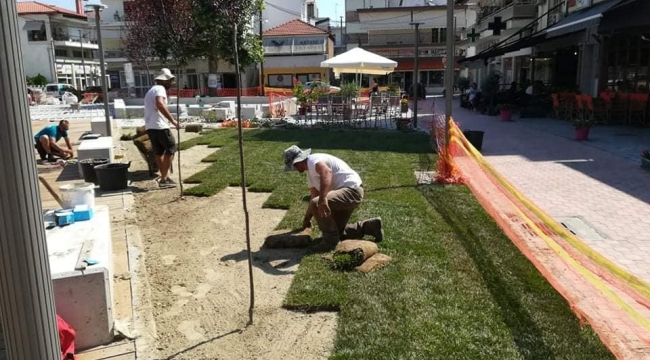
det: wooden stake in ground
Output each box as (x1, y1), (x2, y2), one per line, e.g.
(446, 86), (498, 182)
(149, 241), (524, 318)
(175, 65), (184, 198)
(233, 23), (255, 326)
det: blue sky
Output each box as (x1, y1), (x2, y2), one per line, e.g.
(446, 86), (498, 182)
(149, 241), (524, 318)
(21, 0), (346, 20)
(318, 0), (345, 21)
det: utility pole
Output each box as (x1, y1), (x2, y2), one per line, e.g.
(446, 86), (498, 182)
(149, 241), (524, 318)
(340, 16), (343, 50)
(50, 38), (58, 82)
(88, 1), (111, 136)
(0, 1), (62, 359)
(259, 7), (265, 96)
(410, 21), (423, 129)
(444, 0), (455, 156)
(79, 29), (87, 90)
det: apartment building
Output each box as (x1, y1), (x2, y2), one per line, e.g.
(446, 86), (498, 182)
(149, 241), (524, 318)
(94, 0), (317, 95)
(345, 0), (473, 94)
(459, 0), (646, 96)
(18, 1), (101, 89)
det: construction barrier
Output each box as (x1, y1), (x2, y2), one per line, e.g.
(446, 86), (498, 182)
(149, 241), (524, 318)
(432, 115), (650, 358)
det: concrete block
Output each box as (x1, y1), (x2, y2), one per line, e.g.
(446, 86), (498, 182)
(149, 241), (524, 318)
(113, 99), (126, 119)
(214, 108), (232, 121)
(47, 206), (114, 350)
(217, 101), (235, 111)
(77, 137), (114, 178)
(91, 117), (113, 136)
(240, 105), (259, 120)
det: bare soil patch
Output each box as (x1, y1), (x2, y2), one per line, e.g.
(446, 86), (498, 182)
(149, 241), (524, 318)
(125, 136), (336, 360)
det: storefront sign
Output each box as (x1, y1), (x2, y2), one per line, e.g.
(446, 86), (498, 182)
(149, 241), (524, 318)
(124, 63), (135, 87)
(568, 0), (592, 12)
(371, 47), (459, 58)
(207, 74), (221, 88)
(263, 37), (326, 55)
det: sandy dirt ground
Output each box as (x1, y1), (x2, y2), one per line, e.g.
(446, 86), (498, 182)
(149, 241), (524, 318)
(125, 133), (337, 360)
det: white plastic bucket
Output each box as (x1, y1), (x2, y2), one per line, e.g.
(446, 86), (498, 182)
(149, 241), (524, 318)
(59, 182), (95, 209)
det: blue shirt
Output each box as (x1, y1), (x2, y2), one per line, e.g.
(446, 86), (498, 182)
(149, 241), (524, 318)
(34, 125), (68, 143)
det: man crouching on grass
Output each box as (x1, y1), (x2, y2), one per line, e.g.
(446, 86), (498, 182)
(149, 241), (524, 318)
(283, 145), (384, 250)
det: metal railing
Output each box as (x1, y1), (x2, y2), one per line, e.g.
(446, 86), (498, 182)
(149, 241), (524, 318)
(477, 0), (535, 23)
(51, 33), (98, 45)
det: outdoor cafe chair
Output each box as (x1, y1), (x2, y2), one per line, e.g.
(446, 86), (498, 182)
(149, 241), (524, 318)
(628, 93), (649, 125)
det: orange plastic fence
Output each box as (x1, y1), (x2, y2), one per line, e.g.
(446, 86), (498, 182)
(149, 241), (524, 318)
(432, 116), (650, 358)
(268, 93), (290, 118)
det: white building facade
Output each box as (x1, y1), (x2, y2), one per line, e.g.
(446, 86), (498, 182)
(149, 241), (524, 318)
(18, 1), (101, 89)
(345, 0), (473, 93)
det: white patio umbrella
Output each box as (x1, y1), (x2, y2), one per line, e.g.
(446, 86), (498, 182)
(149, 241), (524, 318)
(321, 47), (397, 77)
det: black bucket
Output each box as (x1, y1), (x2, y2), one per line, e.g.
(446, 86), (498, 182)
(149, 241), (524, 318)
(463, 130), (484, 151)
(79, 158), (109, 184)
(94, 162), (131, 191)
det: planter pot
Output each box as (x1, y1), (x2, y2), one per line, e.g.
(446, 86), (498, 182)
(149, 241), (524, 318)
(575, 127), (590, 141)
(343, 108), (353, 120)
(298, 107), (307, 116)
(641, 157), (650, 171)
(500, 109), (514, 121)
(462, 130), (485, 151)
(396, 119), (411, 131)
(401, 103), (409, 113)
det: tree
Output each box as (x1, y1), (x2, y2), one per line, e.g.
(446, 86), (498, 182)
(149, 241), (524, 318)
(122, 0), (157, 82)
(193, 0), (263, 94)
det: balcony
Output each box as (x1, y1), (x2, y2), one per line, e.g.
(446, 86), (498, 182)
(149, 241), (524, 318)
(104, 49), (127, 61)
(476, 0), (536, 26)
(52, 33), (99, 50)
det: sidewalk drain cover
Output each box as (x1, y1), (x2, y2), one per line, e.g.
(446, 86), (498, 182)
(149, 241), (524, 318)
(559, 217), (608, 241)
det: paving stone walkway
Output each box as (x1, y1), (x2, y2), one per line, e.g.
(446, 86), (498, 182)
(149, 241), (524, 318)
(431, 99), (650, 284)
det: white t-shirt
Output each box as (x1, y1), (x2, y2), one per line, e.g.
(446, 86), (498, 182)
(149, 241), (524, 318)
(306, 153), (362, 191)
(144, 85), (170, 130)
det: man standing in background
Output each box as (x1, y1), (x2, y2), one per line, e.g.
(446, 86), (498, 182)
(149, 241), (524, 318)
(144, 68), (180, 188)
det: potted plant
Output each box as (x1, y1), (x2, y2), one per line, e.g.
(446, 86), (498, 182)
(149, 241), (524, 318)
(641, 149), (650, 170)
(573, 118), (594, 141)
(498, 103), (516, 121)
(400, 96), (410, 114)
(339, 82), (361, 120)
(292, 83), (309, 115)
(387, 83), (401, 106)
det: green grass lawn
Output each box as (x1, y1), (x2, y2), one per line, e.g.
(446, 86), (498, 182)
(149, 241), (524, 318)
(181, 128), (613, 360)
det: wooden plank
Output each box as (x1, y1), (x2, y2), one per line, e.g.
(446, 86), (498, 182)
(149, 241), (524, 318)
(76, 342), (135, 360)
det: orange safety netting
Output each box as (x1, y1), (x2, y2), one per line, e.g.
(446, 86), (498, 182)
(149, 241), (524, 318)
(433, 116), (650, 358)
(268, 93), (290, 118)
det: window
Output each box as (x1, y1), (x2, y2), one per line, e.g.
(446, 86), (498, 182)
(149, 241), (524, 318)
(55, 49), (67, 57)
(73, 51), (83, 58)
(267, 74), (293, 88)
(307, 3), (315, 19)
(25, 21), (46, 42)
(432, 28), (447, 43)
(297, 73), (321, 84)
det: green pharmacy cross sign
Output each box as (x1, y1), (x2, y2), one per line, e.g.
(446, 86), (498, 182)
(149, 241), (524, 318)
(488, 17), (507, 36)
(468, 28), (480, 43)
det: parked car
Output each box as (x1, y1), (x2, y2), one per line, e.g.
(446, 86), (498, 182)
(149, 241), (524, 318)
(45, 83), (81, 100)
(304, 81), (341, 93)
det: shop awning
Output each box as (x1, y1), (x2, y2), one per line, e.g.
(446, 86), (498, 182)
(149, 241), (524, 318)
(546, 0), (622, 38)
(599, 0), (650, 33)
(459, 33), (548, 63)
(23, 21), (44, 31)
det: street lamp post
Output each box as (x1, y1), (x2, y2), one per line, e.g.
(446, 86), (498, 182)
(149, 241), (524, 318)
(258, 8), (265, 96)
(0, 1), (61, 358)
(86, 0), (111, 137)
(410, 21), (424, 129)
(79, 29), (87, 90)
(444, 0), (455, 157)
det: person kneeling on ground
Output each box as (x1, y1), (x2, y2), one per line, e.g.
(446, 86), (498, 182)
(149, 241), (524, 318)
(283, 145), (383, 250)
(34, 120), (73, 162)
